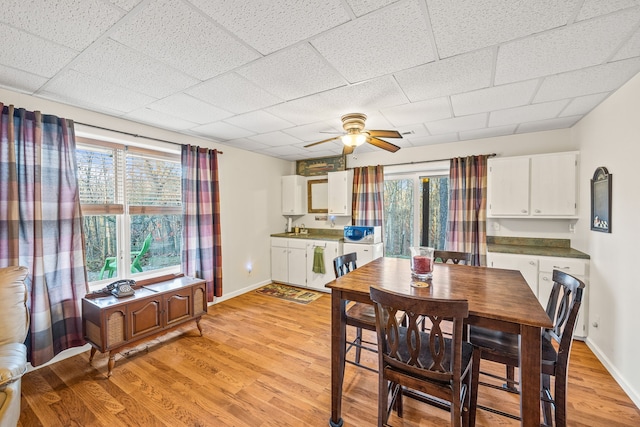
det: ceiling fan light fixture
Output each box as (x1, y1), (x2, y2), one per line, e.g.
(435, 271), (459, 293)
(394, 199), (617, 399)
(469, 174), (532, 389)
(341, 133), (366, 147)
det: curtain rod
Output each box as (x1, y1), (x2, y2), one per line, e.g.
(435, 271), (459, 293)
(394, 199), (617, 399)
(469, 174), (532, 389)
(371, 153), (496, 168)
(74, 121), (223, 154)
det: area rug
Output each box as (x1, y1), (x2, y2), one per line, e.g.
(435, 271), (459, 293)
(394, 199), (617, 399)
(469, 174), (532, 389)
(256, 283), (323, 305)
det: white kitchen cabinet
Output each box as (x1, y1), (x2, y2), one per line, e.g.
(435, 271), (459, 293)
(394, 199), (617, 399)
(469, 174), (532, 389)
(486, 252), (539, 296)
(328, 170), (353, 216)
(305, 240), (341, 292)
(486, 156), (530, 216)
(282, 175), (306, 215)
(270, 238), (307, 287)
(343, 242), (384, 266)
(537, 257), (588, 339)
(487, 152), (578, 218)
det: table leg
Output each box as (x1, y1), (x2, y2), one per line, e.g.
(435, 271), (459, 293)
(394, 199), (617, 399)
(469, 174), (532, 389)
(519, 325), (542, 427)
(89, 347), (97, 364)
(329, 291), (347, 427)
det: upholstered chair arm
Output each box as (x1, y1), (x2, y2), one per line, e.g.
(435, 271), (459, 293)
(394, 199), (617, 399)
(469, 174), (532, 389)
(0, 344), (28, 389)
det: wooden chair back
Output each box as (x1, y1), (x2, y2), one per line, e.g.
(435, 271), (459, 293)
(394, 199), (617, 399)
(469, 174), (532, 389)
(434, 250), (471, 265)
(333, 252), (358, 278)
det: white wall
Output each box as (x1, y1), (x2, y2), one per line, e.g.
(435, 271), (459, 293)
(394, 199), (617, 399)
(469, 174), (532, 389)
(572, 72), (640, 407)
(0, 88), (290, 301)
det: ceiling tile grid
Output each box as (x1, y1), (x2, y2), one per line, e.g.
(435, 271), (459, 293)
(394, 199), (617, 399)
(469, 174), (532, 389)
(0, 0), (639, 160)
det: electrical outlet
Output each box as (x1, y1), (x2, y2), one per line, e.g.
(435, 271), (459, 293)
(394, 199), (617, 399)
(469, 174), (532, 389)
(592, 316), (600, 328)
(569, 222), (576, 233)
(492, 222), (500, 231)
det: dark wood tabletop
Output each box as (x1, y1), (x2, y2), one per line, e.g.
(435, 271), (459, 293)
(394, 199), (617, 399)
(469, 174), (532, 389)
(326, 257), (553, 427)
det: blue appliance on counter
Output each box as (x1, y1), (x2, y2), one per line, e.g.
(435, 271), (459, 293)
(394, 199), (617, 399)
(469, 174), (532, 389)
(343, 226), (382, 244)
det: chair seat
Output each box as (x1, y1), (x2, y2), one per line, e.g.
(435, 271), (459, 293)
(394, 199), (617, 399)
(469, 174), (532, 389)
(468, 325), (558, 373)
(346, 302), (377, 331)
(394, 327), (475, 378)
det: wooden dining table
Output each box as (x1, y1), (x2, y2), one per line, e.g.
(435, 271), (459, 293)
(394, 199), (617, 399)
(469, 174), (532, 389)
(325, 256), (553, 427)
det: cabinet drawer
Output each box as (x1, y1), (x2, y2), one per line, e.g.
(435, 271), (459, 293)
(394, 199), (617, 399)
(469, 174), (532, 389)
(288, 239), (307, 249)
(538, 257), (586, 276)
(271, 237), (288, 247)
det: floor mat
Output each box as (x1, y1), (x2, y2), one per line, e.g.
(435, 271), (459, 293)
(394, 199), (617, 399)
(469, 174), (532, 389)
(255, 283), (323, 304)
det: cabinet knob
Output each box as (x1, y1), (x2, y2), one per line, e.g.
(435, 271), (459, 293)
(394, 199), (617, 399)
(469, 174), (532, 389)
(535, 209), (541, 213)
(521, 209), (528, 213)
(543, 276), (550, 281)
(529, 261), (535, 265)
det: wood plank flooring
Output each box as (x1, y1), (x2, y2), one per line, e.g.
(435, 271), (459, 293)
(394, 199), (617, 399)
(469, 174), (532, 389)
(19, 288), (640, 426)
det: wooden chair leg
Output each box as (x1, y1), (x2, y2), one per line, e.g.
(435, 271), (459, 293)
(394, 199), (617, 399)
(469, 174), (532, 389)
(505, 365), (518, 391)
(468, 349), (481, 427)
(355, 327), (363, 363)
(542, 374), (554, 426)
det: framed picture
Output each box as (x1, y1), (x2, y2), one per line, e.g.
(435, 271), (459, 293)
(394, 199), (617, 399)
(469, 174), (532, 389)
(591, 167), (612, 233)
(296, 155), (345, 176)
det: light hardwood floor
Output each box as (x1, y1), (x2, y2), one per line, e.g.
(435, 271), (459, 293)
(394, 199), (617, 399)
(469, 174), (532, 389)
(19, 288), (640, 426)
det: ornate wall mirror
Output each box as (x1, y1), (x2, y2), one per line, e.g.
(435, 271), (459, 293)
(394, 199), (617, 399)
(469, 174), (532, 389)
(308, 179), (328, 213)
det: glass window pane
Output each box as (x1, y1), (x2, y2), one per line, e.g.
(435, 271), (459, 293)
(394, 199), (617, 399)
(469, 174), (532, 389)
(383, 178), (414, 258)
(420, 176), (449, 250)
(130, 214), (182, 274)
(83, 215), (118, 282)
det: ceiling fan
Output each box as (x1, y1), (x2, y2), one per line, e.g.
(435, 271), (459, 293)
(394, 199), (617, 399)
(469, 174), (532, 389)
(304, 113), (402, 155)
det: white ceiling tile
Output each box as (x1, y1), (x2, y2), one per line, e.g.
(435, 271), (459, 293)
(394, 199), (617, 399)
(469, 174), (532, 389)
(451, 80), (539, 116)
(190, 121), (255, 141)
(40, 69), (155, 113)
(258, 144), (308, 157)
(612, 28), (640, 61)
(188, 73), (283, 114)
(408, 133), (460, 147)
(0, 64), (48, 94)
(247, 131), (303, 146)
(110, 0), (260, 80)
(495, 9), (640, 85)
(394, 49), (494, 102)
(282, 121), (343, 142)
(237, 44), (347, 100)
(146, 93), (233, 124)
(2, 0), (124, 50)
(225, 111), (295, 134)
(534, 57), (640, 102)
(0, 24), (77, 78)
(105, 0), (143, 12)
(489, 100), (569, 127)
(516, 116), (583, 133)
(219, 138), (270, 151)
(71, 39), (199, 98)
(381, 97), (451, 127)
(576, 0), (640, 21)
(319, 77), (409, 115)
(459, 125), (517, 141)
(189, 0), (349, 55)
(124, 108), (199, 130)
(427, 0), (579, 58)
(426, 113), (487, 135)
(560, 93), (610, 117)
(346, 0), (398, 16)
(312, 0), (436, 82)
(265, 95), (336, 126)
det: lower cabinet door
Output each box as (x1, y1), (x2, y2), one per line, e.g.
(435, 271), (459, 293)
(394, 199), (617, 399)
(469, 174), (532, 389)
(128, 297), (162, 338)
(164, 291), (192, 326)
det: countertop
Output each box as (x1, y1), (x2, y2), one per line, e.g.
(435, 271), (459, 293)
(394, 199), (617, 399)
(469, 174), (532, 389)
(271, 228), (344, 242)
(487, 236), (590, 259)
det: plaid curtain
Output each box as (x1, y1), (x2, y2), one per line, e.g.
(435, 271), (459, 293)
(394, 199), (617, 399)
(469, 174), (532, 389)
(0, 103), (87, 366)
(352, 165), (384, 226)
(181, 145), (222, 301)
(446, 155), (488, 266)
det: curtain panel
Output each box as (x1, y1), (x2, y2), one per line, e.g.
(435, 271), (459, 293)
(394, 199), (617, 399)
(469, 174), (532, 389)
(0, 103), (87, 366)
(446, 155), (488, 266)
(181, 145), (222, 301)
(351, 165), (384, 227)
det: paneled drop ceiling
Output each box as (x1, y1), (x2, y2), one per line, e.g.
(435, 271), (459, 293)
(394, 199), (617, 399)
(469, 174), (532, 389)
(1, 0), (639, 160)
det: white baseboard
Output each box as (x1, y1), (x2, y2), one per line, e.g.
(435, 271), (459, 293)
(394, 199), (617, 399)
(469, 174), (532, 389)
(585, 337), (640, 409)
(208, 279), (271, 305)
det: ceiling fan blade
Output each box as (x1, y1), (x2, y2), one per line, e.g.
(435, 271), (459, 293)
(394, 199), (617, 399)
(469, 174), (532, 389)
(304, 136), (341, 148)
(342, 145), (355, 155)
(368, 130), (403, 139)
(367, 136), (401, 153)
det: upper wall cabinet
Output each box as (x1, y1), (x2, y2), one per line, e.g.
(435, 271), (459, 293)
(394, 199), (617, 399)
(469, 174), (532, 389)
(487, 152), (578, 218)
(328, 170), (353, 216)
(282, 175), (306, 215)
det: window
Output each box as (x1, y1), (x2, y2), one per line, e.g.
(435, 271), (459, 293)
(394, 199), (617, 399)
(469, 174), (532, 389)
(77, 138), (182, 284)
(383, 167), (449, 257)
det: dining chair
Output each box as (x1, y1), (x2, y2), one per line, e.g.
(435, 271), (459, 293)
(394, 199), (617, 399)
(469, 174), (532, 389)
(333, 252), (377, 372)
(370, 286), (480, 427)
(434, 250), (472, 265)
(468, 269), (585, 426)
(99, 234), (152, 279)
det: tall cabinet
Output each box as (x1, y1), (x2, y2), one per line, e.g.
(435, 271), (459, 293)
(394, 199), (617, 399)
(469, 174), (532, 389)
(328, 170), (353, 216)
(282, 175), (306, 215)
